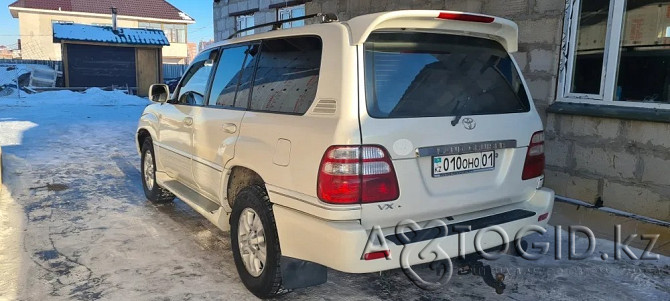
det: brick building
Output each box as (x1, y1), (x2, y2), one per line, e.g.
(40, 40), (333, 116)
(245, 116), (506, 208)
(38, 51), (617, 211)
(212, 0), (670, 222)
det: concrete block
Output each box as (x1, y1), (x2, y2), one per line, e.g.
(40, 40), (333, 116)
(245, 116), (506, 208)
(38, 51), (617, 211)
(559, 115), (620, 139)
(409, 0), (443, 9)
(512, 51), (528, 73)
(526, 77), (552, 102)
(545, 138), (570, 168)
(517, 17), (562, 45)
(623, 120), (670, 149)
(528, 48), (557, 73)
(482, 0), (528, 17)
(602, 180), (669, 221)
(545, 112), (559, 135)
(445, 0), (484, 13)
(238, 1), (249, 11)
(322, 0), (339, 14)
(427, 0), (446, 10)
(573, 145), (637, 179)
(544, 170), (600, 204)
(534, 0), (565, 14)
(642, 156), (670, 186)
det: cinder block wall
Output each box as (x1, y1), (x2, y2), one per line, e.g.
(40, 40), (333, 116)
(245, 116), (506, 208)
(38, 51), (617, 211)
(545, 115), (670, 221)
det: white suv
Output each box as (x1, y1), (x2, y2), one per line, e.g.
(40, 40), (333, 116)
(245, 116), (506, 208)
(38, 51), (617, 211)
(137, 10), (554, 298)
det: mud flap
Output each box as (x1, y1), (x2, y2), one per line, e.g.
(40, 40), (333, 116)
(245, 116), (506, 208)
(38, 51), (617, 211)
(280, 256), (327, 289)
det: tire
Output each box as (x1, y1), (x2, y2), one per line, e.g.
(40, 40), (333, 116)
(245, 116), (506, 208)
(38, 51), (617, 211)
(141, 139), (175, 203)
(231, 185), (284, 298)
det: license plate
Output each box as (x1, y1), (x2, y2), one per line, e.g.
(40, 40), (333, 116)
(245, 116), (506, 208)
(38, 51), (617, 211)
(432, 151), (495, 177)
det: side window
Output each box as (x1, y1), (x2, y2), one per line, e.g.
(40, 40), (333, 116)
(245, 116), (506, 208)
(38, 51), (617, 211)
(208, 46), (249, 107)
(176, 49), (218, 105)
(251, 37), (322, 114)
(234, 44), (261, 109)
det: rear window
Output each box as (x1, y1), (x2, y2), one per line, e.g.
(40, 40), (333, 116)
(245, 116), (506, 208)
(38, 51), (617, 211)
(364, 32), (530, 118)
(250, 36), (322, 114)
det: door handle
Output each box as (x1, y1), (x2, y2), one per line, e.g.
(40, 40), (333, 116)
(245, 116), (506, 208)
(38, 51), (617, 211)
(183, 117), (193, 126)
(223, 123), (238, 134)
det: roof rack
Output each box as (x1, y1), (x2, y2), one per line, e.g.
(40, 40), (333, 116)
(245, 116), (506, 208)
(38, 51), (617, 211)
(227, 12), (338, 39)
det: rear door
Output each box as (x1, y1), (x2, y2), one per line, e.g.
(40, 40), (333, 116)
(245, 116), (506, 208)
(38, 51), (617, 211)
(359, 32), (543, 228)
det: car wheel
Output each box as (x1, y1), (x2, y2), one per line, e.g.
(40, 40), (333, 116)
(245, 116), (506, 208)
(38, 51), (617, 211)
(141, 139), (175, 203)
(231, 185), (284, 298)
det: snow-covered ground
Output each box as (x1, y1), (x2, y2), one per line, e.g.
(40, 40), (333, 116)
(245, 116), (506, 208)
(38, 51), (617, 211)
(1, 64), (61, 97)
(0, 65), (31, 86)
(0, 90), (668, 300)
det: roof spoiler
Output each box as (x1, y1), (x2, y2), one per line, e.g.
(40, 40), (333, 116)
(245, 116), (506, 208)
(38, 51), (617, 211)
(345, 10), (519, 52)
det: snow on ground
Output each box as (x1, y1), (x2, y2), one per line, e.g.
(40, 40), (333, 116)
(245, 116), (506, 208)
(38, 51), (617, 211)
(0, 64), (31, 86)
(0, 89), (668, 300)
(0, 87), (150, 106)
(1, 64), (61, 97)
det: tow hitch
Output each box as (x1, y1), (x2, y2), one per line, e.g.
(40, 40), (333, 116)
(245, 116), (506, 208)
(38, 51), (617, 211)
(456, 239), (528, 294)
(458, 260), (506, 294)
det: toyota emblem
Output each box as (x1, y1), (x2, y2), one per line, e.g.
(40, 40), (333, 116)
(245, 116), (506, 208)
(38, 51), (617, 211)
(462, 118), (476, 130)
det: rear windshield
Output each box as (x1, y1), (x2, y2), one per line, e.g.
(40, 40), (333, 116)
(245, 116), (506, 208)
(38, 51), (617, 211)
(364, 32), (530, 118)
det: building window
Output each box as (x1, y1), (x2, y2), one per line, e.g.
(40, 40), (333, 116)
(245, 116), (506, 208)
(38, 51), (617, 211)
(236, 15), (255, 36)
(52, 20), (73, 24)
(561, 0), (670, 107)
(163, 24), (187, 43)
(138, 22), (186, 43)
(138, 22), (162, 30)
(278, 4), (305, 28)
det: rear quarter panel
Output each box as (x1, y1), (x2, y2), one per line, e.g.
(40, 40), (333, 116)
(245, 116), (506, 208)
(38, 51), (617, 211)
(225, 24), (362, 219)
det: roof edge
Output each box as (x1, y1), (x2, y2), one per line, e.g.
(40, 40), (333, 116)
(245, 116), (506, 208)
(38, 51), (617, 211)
(8, 6), (195, 23)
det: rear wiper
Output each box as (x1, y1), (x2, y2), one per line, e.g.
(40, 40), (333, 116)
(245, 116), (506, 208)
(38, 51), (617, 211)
(450, 95), (472, 126)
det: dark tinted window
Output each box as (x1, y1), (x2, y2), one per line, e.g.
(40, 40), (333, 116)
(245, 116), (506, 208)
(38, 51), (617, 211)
(234, 44), (260, 109)
(251, 37), (321, 114)
(177, 49), (218, 105)
(208, 46), (248, 107)
(364, 32), (530, 118)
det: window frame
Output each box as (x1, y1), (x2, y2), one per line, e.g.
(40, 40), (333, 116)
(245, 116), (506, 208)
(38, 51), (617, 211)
(172, 48), (220, 107)
(558, 0), (670, 109)
(246, 35), (323, 116)
(197, 35), (323, 116)
(204, 43), (260, 111)
(362, 31), (531, 119)
(139, 22), (186, 43)
(277, 4), (306, 29)
(235, 15), (255, 37)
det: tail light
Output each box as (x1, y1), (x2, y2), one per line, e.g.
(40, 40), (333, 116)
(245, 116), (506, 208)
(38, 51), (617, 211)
(317, 145), (399, 204)
(522, 131), (545, 180)
(363, 250), (390, 261)
(437, 12), (495, 23)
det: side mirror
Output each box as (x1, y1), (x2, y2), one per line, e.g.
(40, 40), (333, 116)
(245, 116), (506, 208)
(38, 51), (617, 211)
(149, 84), (170, 103)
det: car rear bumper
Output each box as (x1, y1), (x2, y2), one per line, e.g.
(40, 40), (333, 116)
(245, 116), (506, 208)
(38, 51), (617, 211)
(273, 188), (554, 273)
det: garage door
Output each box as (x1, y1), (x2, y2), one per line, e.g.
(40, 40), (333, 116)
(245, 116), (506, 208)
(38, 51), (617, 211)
(67, 44), (136, 87)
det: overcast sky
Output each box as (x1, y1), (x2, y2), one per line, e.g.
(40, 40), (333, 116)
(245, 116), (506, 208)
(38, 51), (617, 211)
(0, 0), (214, 49)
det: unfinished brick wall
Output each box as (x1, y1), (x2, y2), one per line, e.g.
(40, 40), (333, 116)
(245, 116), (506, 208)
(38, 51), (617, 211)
(545, 114), (670, 221)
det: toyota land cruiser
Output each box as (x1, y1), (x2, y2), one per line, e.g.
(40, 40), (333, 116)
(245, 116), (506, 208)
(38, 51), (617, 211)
(136, 10), (554, 298)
